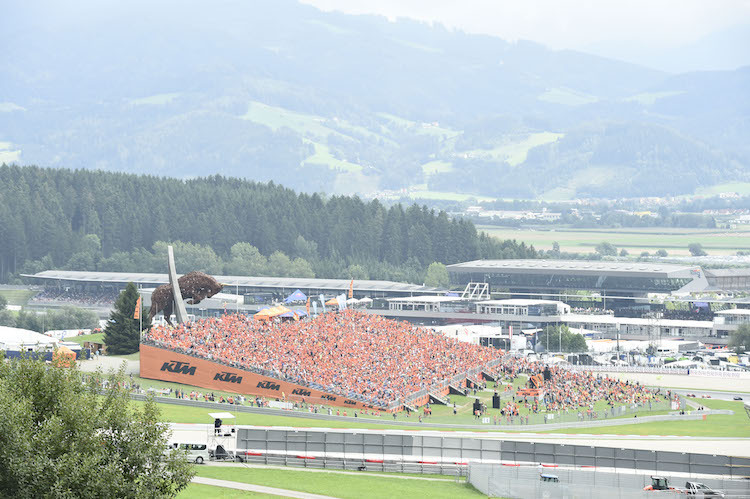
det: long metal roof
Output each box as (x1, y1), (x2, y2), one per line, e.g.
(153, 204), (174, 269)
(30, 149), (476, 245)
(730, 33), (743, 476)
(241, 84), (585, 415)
(447, 259), (701, 278)
(22, 270), (442, 294)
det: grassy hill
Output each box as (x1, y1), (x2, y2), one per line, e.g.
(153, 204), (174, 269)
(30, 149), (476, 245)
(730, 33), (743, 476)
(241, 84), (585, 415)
(1, 0), (747, 199)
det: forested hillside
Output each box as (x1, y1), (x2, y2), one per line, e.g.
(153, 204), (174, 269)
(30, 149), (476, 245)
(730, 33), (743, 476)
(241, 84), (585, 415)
(2, 0), (747, 199)
(0, 165), (537, 283)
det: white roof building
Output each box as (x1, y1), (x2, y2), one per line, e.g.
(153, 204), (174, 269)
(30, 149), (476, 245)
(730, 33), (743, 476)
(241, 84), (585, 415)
(0, 326), (60, 351)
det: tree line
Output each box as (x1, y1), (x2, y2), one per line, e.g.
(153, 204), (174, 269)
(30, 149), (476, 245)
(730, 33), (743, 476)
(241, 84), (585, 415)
(0, 165), (538, 283)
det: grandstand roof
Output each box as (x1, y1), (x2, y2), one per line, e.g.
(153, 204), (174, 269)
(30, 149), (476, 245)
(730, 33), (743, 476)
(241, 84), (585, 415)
(447, 259), (701, 277)
(715, 308), (750, 316)
(23, 270), (442, 295)
(476, 299), (564, 306)
(388, 295), (466, 303)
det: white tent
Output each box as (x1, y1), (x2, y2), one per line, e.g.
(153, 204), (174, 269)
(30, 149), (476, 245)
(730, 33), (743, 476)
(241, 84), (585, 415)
(0, 325), (59, 351)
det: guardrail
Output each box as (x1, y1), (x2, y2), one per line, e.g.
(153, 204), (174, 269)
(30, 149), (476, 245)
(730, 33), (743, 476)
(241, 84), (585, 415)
(234, 427), (750, 478)
(137, 394), (729, 432)
(563, 365), (746, 378)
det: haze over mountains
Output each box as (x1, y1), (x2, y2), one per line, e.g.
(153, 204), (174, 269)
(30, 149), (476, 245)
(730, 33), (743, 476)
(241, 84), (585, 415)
(1, 0), (748, 199)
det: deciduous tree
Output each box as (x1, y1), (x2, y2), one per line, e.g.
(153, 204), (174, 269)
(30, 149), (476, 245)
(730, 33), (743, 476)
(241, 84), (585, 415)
(0, 358), (194, 498)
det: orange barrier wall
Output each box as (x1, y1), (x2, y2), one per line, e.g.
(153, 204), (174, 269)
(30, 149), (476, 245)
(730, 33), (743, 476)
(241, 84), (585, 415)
(140, 344), (383, 410)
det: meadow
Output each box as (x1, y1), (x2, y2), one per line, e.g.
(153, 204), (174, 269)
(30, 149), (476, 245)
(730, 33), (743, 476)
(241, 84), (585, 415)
(477, 225), (750, 256)
(188, 467), (484, 499)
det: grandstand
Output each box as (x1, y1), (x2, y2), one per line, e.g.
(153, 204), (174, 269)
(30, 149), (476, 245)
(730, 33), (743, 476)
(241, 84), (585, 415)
(447, 259), (710, 299)
(141, 310), (502, 410)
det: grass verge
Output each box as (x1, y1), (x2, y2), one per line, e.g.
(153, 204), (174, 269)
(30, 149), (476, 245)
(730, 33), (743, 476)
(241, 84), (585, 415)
(546, 399), (750, 437)
(194, 466), (485, 499)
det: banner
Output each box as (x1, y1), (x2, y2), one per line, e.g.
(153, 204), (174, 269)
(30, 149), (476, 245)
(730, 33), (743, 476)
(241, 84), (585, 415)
(306, 297), (310, 316)
(312, 301), (318, 315)
(319, 294), (326, 313)
(336, 294), (347, 309)
(348, 279), (354, 299)
(134, 296), (142, 320)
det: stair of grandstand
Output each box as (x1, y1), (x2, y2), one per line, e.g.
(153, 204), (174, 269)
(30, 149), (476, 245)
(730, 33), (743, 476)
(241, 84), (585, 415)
(449, 384), (467, 396)
(428, 393), (448, 405)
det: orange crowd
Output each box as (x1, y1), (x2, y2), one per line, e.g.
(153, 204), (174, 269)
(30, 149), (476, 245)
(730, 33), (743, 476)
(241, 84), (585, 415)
(493, 356), (664, 413)
(146, 310), (502, 407)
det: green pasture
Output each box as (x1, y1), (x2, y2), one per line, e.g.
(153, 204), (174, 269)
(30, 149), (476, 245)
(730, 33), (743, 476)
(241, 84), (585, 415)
(408, 190), (496, 202)
(129, 92), (182, 106)
(376, 112), (461, 139)
(193, 467), (485, 499)
(547, 398), (750, 438)
(695, 182), (750, 196)
(302, 140), (362, 173)
(477, 225), (750, 256)
(421, 160), (453, 176)
(178, 484), (275, 498)
(0, 289), (37, 306)
(64, 332), (105, 345)
(463, 132), (563, 166)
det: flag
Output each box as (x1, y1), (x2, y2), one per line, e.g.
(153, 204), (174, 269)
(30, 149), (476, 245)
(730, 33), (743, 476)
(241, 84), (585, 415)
(319, 294), (327, 313)
(306, 297), (310, 316)
(348, 279), (354, 299)
(509, 325), (513, 350)
(133, 296), (142, 320)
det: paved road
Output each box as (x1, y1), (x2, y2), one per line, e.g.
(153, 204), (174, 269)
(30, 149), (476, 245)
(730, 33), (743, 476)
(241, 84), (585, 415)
(78, 355), (139, 375)
(672, 389), (746, 401)
(601, 372), (750, 394)
(192, 476), (338, 498)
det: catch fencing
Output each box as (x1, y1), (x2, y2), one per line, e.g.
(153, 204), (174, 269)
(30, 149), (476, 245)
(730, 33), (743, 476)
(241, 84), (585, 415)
(564, 365), (746, 379)
(234, 427), (750, 479)
(142, 394), (723, 432)
(468, 464), (750, 499)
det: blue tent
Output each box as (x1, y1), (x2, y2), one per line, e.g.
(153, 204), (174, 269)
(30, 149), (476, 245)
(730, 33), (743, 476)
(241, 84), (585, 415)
(445, 292), (459, 297)
(284, 289), (307, 303)
(280, 309), (308, 318)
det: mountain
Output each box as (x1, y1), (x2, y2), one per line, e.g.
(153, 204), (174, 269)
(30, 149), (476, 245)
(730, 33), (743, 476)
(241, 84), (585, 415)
(0, 0), (747, 199)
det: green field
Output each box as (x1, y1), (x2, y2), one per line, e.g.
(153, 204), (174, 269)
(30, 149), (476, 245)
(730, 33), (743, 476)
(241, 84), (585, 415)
(421, 160), (454, 176)
(64, 332), (105, 345)
(192, 467), (484, 499)
(548, 398), (750, 437)
(695, 182), (750, 196)
(178, 484), (274, 498)
(464, 132), (563, 166)
(302, 140), (362, 173)
(0, 289), (37, 306)
(478, 225), (750, 256)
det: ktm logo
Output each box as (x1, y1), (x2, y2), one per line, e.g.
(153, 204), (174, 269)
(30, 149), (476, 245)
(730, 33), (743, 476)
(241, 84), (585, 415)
(344, 400), (356, 405)
(257, 380), (280, 391)
(214, 372), (243, 384)
(321, 394), (336, 401)
(160, 360), (196, 375)
(292, 388), (311, 397)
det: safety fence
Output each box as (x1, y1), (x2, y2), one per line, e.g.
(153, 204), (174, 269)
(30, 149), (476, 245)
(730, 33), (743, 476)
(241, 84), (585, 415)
(563, 365), (747, 378)
(468, 464), (750, 499)
(141, 394), (724, 432)
(234, 427), (750, 478)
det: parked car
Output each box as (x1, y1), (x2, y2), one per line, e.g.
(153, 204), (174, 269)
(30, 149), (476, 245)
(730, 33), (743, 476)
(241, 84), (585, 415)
(685, 481), (725, 497)
(733, 396), (743, 401)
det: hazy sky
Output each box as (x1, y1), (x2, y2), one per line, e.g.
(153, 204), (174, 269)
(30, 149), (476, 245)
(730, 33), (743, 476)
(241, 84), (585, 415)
(302, 0), (750, 65)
